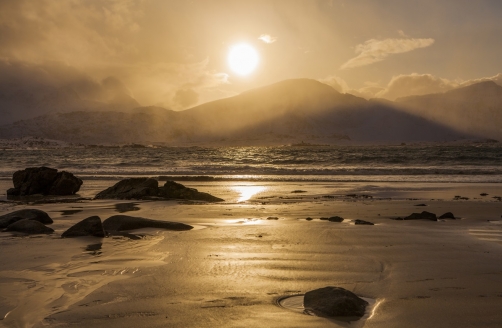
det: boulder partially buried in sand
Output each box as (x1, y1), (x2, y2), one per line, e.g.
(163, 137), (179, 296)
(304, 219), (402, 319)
(4, 219), (54, 234)
(0, 209), (53, 228)
(95, 178), (224, 202)
(7, 167), (82, 196)
(303, 286), (368, 318)
(95, 178), (159, 200)
(102, 215), (193, 232)
(62, 216), (106, 238)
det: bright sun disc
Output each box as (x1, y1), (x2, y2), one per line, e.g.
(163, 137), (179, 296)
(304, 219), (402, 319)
(228, 43), (259, 76)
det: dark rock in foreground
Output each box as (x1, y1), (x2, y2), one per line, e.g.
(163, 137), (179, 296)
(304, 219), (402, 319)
(7, 167), (82, 196)
(354, 219), (374, 225)
(402, 211), (437, 221)
(4, 219), (54, 234)
(303, 286), (369, 318)
(95, 179), (223, 202)
(62, 216), (106, 238)
(103, 215), (193, 232)
(0, 209), (53, 228)
(439, 212), (456, 219)
(95, 178), (159, 200)
(159, 181), (224, 202)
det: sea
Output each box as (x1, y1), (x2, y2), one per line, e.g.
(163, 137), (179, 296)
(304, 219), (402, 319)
(0, 144), (501, 183)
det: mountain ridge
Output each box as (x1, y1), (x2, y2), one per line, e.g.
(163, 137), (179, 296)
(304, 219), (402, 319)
(1, 78), (499, 145)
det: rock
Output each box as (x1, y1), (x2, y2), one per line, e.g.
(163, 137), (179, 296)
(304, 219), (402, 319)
(303, 286), (369, 318)
(7, 167), (82, 196)
(306, 217), (314, 221)
(95, 179), (224, 202)
(267, 217), (279, 220)
(328, 216), (344, 222)
(159, 181), (224, 202)
(102, 215), (193, 232)
(0, 209), (53, 228)
(480, 193), (488, 196)
(95, 178), (159, 200)
(4, 219), (54, 234)
(61, 216), (106, 238)
(439, 212), (456, 219)
(403, 211), (437, 221)
(354, 219), (374, 225)
(414, 204), (427, 206)
(49, 171), (83, 195)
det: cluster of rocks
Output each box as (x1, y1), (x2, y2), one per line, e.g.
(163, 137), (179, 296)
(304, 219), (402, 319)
(5, 167), (224, 203)
(7, 167), (82, 196)
(0, 209), (54, 234)
(95, 178), (224, 202)
(395, 211), (457, 221)
(0, 209), (193, 238)
(62, 215), (193, 239)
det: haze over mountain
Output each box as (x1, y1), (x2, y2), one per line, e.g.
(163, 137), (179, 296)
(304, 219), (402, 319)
(396, 81), (502, 140)
(0, 78), (487, 146)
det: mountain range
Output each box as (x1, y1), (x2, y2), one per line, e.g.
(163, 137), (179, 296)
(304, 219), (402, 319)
(1, 78), (501, 145)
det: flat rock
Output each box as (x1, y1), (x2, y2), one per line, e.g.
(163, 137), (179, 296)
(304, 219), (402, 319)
(159, 181), (224, 202)
(402, 211), (437, 221)
(303, 286), (369, 318)
(0, 209), (53, 228)
(102, 215), (193, 232)
(95, 178), (159, 200)
(62, 216), (106, 238)
(354, 219), (374, 225)
(7, 167), (82, 196)
(4, 219), (54, 234)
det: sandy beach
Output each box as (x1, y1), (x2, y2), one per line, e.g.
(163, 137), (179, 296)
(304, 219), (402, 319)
(1, 179), (501, 327)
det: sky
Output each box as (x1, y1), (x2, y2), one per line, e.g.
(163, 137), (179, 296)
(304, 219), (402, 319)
(1, 0), (502, 109)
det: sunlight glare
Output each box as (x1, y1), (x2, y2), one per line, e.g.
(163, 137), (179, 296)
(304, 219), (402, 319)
(232, 185), (267, 202)
(228, 43), (259, 76)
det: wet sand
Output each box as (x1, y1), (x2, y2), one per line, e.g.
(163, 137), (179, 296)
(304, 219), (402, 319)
(1, 180), (502, 327)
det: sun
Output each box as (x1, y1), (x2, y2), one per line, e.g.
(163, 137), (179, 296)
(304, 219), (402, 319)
(228, 43), (259, 76)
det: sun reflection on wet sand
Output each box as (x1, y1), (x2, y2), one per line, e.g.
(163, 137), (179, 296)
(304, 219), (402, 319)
(232, 186), (267, 202)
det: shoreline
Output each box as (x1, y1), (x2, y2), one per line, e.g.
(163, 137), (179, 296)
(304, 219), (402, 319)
(0, 180), (501, 327)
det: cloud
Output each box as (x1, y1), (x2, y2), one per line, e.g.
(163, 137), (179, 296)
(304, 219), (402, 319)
(319, 75), (349, 93)
(353, 73), (502, 100)
(341, 38), (435, 70)
(375, 73), (458, 100)
(258, 34), (277, 44)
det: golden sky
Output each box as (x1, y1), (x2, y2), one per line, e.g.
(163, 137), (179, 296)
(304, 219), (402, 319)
(1, 0), (501, 109)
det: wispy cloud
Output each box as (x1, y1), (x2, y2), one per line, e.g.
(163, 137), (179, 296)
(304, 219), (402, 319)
(341, 38), (435, 70)
(258, 34), (277, 44)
